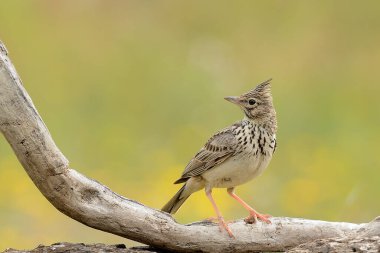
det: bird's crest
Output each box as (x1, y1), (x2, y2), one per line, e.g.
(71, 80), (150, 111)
(242, 78), (272, 100)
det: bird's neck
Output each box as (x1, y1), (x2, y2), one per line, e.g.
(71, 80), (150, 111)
(243, 115), (277, 136)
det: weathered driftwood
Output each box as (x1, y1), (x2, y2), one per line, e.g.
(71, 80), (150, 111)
(0, 40), (379, 252)
(288, 236), (380, 253)
(3, 237), (380, 253)
(3, 242), (163, 253)
(4, 242), (164, 253)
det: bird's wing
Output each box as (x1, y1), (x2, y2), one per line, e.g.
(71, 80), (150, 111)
(174, 126), (238, 184)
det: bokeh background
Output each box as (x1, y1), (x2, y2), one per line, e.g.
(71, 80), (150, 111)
(1, 0), (379, 250)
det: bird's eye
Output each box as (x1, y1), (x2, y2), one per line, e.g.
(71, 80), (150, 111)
(248, 99), (256, 105)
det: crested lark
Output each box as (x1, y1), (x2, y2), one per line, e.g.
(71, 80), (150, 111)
(162, 79), (277, 237)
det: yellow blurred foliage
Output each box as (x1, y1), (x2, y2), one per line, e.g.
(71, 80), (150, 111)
(282, 178), (321, 216)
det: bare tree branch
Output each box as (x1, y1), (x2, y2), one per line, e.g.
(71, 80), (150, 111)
(288, 236), (380, 253)
(3, 242), (164, 253)
(0, 41), (378, 252)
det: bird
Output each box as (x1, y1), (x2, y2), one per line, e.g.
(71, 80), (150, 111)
(162, 79), (277, 237)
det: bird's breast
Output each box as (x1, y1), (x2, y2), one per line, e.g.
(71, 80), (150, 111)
(201, 124), (275, 189)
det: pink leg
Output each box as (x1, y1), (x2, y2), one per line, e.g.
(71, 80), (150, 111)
(205, 188), (234, 238)
(227, 188), (271, 224)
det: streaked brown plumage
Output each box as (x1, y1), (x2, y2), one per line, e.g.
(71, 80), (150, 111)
(162, 79), (277, 237)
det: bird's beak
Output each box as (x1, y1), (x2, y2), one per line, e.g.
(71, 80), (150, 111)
(224, 96), (241, 105)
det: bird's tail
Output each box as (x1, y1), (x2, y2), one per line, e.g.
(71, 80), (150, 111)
(162, 184), (189, 214)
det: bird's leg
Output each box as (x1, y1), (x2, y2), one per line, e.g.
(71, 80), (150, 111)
(227, 188), (271, 224)
(205, 188), (234, 238)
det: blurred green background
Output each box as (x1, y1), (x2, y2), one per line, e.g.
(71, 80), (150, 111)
(1, 0), (379, 250)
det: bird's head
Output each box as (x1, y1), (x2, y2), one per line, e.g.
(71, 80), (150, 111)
(225, 79), (277, 131)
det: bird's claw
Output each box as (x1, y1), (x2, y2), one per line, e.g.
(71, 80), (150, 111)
(204, 216), (219, 223)
(217, 217), (235, 238)
(205, 216), (234, 225)
(203, 216), (234, 237)
(245, 212), (272, 224)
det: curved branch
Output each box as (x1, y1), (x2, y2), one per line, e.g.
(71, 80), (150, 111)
(0, 41), (378, 253)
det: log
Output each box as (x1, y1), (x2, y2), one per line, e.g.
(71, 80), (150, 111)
(288, 236), (380, 253)
(3, 237), (380, 253)
(2, 243), (160, 253)
(0, 40), (378, 252)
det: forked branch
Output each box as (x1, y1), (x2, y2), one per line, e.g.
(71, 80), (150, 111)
(0, 41), (378, 252)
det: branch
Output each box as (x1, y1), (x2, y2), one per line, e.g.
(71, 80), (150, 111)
(3, 242), (163, 253)
(0, 41), (378, 253)
(288, 236), (380, 253)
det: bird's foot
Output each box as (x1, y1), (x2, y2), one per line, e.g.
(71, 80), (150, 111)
(204, 216), (234, 224)
(244, 211), (272, 224)
(216, 216), (235, 238)
(204, 216), (219, 223)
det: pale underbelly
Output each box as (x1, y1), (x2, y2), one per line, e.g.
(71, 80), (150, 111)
(201, 154), (272, 188)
